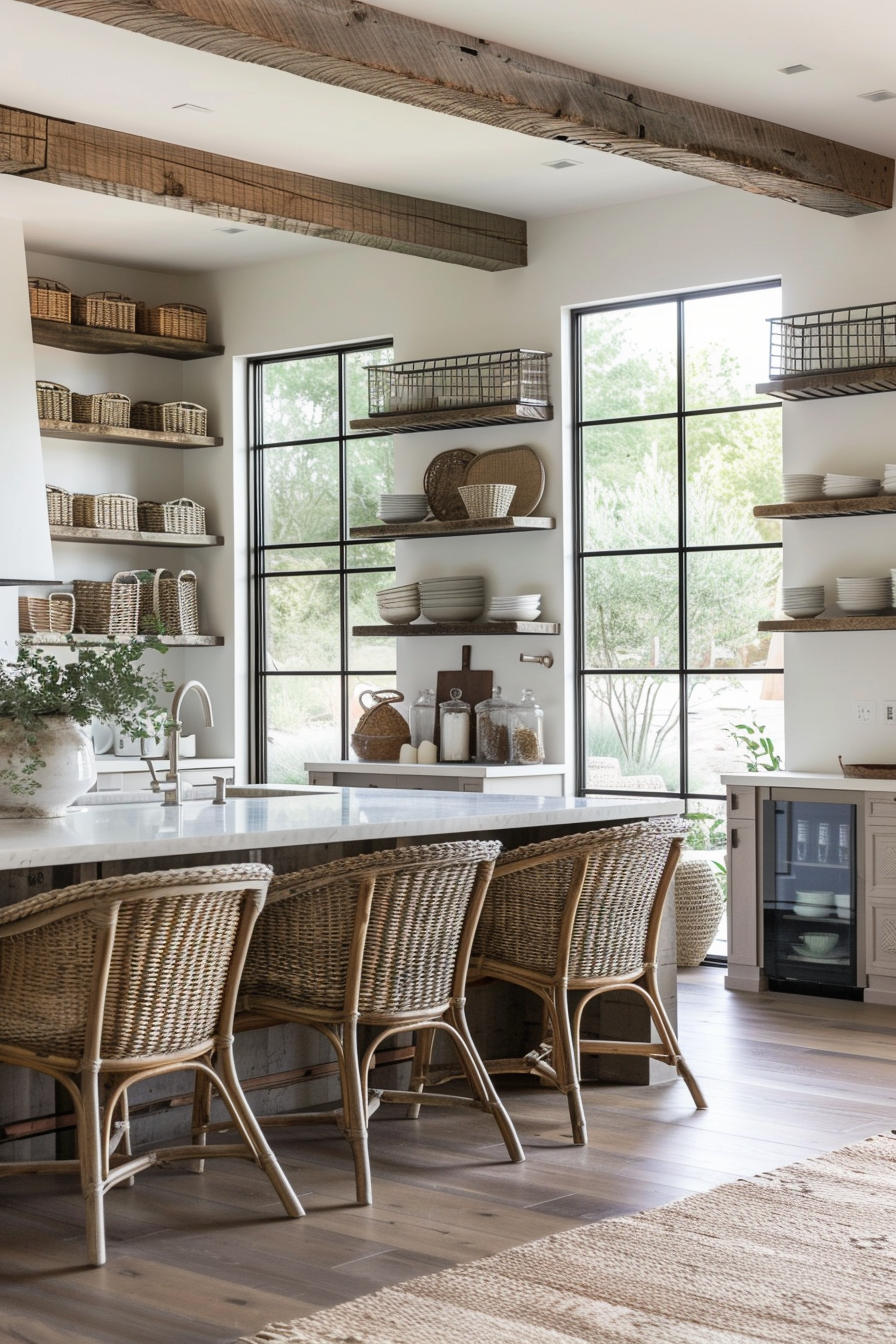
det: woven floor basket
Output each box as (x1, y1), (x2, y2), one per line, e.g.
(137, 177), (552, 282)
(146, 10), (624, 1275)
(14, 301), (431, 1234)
(36, 381), (71, 421)
(73, 572), (141, 636)
(674, 855), (726, 967)
(131, 401), (208, 436)
(137, 498), (206, 535)
(351, 690), (410, 762)
(71, 392), (130, 428)
(135, 302), (207, 342)
(28, 277), (71, 323)
(45, 485), (73, 527)
(72, 292), (136, 331)
(73, 493), (138, 531)
(18, 592), (75, 635)
(139, 568), (199, 636)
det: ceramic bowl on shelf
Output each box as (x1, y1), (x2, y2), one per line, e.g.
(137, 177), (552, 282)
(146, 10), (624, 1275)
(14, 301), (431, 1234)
(377, 493), (430, 523)
(782, 473), (824, 502)
(823, 474), (881, 499)
(835, 577), (892, 613)
(782, 584), (825, 618)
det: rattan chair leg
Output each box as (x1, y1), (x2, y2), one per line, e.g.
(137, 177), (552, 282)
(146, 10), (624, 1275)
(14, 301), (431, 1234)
(213, 1048), (305, 1218)
(80, 1064), (107, 1267)
(341, 1018), (373, 1206)
(642, 969), (707, 1110)
(448, 1005), (525, 1164)
(407, 1027), (437, 1120)
(190, 1068), (214, 1173)
(550, 987), (587, 1146)
(114, 1087), (135, 1187)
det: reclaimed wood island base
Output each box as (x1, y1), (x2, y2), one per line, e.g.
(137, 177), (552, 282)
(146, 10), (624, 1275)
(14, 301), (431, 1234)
(0, 788), (682, 1159)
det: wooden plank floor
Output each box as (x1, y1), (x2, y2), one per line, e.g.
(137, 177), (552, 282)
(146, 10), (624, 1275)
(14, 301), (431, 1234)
(1, 968), (894, 1343)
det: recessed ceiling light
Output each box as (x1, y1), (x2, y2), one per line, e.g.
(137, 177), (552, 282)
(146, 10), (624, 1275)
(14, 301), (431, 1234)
(779, 64), (812, 75)
(859, 89), (896, 101)
(172, 102), (213, 113)
(214, 226), (246, 234)
(542, 159), (582, 169)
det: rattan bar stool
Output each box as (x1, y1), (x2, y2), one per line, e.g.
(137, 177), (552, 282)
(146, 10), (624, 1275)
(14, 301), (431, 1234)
(0, 864), (304, 1266)
(214, 840), (524, 1206)
(461, 819), (706, 1146)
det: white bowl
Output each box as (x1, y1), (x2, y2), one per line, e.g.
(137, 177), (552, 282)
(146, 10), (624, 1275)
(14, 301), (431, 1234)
(379, 607), (420, 625)
(783, 607), (824, 618)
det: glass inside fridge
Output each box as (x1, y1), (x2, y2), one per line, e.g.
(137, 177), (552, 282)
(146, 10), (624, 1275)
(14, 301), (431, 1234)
(762, 799), (858, 995)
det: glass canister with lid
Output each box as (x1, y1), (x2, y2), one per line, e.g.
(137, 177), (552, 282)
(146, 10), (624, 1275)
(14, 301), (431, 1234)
(474, 686), (511, 764)
(508, 688), (545, 765)
(409, 688), (436, 748)
(439, 688), (472, 762)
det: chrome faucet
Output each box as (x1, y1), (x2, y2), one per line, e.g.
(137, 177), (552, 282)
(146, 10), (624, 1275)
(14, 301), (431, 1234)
(147, 680), (214, 806)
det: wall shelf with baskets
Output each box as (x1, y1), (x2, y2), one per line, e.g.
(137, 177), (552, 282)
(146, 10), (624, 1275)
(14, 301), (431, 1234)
(349, 516), (555, 541)
(39, 420), (222, 449)
(349, 403), (553, 433)
(758, 301), (896, 400)
(18, 632), (225, 647)
(756, 366), (896, 400)
(49, 525), (223, 548)
(32, 317), (224, 361)
(353, 621), (560, 637)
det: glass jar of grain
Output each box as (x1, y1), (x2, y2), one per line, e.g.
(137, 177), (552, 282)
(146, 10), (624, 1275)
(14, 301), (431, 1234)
(508, 688), (544, 765)
(474, 686), (511, 764)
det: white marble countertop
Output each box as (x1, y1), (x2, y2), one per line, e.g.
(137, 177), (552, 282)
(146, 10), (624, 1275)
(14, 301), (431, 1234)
(0, 789), (682, 869)
(722, 770), (896, 792)
(305, 761), (565, 777)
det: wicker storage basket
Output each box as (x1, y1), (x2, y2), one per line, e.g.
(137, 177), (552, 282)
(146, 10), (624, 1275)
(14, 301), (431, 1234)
(72, 291), (136, 332)
(838, 756), (896, 779)
(73, 571), (141, 636)
(139, 568), (199, 636)
(135, 302), (207, 342)
(137, 497), (206, 535)
(28, 277), (72, 324)
(131, 401), (208, 436)
(73, 493), (138, 531)
(36, 381), (71, 421)
(350, 690), (410, 762)
(18, 591), (75, 635)
(45, 484), (73, 527)
(71, 391), (131, 428)
(675, 855), (726, 967)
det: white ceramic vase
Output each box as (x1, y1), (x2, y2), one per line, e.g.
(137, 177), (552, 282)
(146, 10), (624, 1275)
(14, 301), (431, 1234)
(0, 715), (96, 817)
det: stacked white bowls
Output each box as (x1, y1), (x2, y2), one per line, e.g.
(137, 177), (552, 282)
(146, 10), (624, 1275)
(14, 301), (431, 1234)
(377, 493), (429, 523)
(376, 582), (421, 624)
(823, 474), (880, 499)
(783, 473), (824, 502)
(782, 585), (825, 618)
(419, 576), (485, 622)
(486, 593), (542, 621)
(836, 576), (892, 613)
(882, 464), (896, 495)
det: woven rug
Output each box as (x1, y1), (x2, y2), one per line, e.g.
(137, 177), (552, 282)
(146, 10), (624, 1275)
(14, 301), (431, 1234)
(242, 1133), (896, 1344)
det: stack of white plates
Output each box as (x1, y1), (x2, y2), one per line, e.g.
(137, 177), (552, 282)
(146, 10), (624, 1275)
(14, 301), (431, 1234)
(376, 581), (421, 625)
(419, 576), (485, 622)
(782, 585), (825, 618)
(782, 473), (824, 502)
(836, 576), (892, 613)
(486, 593), (542, 622)
(377, 493), (430, 523)
(823, 474), (880, 499)
(882, 464), (896, 495)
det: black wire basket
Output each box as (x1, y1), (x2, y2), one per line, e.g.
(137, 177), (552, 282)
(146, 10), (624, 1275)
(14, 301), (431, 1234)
(367, 348), (550, 416)
(769, 303), (896, 378)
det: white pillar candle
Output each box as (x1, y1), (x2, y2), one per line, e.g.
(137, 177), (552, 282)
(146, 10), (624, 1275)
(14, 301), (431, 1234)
(440, 713), (470, 762)
(399, 743), (418, 764)
(417, 740), (438, 765)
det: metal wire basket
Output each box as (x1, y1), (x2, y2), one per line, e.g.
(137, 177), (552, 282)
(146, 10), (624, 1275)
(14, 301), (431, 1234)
(769, 302), (896, 378)
(367, 349), (550, 416)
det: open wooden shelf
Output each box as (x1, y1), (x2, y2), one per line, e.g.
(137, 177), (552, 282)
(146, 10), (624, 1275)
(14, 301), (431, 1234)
(39, 420), (222, 449)
(50, 525), (223, 548)
(759, 616), (896, 633)
(755, 496), (896, 520)
(32, 318), (224, 361)
(19, 632), (225, 647)
(353, 620), (560, 637)
(349, 516), (555, 541)
(757, 365), (896, 401)
(349, 402), (553, 433)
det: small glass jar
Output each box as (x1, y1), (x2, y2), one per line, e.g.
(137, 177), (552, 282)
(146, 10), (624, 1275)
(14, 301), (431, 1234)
(475, 686), (511, 764)
(409, 688), (436, 748)
(508, 688), (545, 765)
(439, 688), (471, 762)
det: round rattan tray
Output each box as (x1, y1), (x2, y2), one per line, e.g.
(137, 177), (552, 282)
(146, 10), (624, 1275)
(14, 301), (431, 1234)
(839, 757), (896, 779)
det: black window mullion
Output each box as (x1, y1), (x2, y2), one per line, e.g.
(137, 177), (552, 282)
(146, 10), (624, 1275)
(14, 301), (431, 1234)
(677, 296), (688, 800)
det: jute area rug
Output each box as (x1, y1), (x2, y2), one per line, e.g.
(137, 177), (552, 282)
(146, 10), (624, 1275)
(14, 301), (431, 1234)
(242, 1134), (896, 1344)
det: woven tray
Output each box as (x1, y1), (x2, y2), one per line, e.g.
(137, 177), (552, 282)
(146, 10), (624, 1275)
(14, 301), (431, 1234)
(45, 484), (73, 526)
(461, 445), (545, 516)
(72, 291), (136, 332)
(139, 568), (199, 636)
(73, 572), (141, 636)
(36, 381), (71, 420)
(71, 392), (131, 428)
(350, 690), (410, 761)
(131, 401), (208, 436)
(28, 277), (71, 324)
(137, 498), (206, 535)
(73, 493), (138, 531)
(18, 592), (75, 635)
(423, 448), (477, 521)
(135, 302), (207, 342)
(839, 756), (896, 779)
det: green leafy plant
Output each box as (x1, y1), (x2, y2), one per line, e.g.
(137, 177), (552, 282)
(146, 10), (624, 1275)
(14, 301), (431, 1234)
(0, 637), (175, 795)
(727, 721), (782, 773)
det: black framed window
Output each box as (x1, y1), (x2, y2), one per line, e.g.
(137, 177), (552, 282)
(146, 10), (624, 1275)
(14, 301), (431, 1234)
(250, 339), (395, 782)
(573, 282), (783, 836)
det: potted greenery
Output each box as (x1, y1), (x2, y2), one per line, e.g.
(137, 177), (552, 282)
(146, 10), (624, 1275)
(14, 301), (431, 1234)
(0, 638), (173, 817)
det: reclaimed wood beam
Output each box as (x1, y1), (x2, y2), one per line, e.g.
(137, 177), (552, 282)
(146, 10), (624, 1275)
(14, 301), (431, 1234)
(0, 104), (525, 270)
(15, 0), (894, 216)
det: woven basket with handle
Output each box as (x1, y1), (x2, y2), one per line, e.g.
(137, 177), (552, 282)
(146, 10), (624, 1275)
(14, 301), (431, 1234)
(71, 391), (130, 428)
(131, 401), (208, 436)
(36, 381), (71, 421)
(72, 291), (136, 332)
(137, 498), (206, 535)
(73, 493), (138, 531)
(18, 592), (75, 635)
(28, 277), (71, 324)
(139, 568), (199, 636)
(135, 302), (207, 342)
(45, 485), (73, 527)
(350, 690), (410, 762)
(73, 571), (140, 636)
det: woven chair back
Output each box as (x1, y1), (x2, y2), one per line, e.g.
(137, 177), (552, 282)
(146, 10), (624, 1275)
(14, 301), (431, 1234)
(242, 840), (501, 1016)
(476, 820), (684, 980)
(0, 864), (272, 1060)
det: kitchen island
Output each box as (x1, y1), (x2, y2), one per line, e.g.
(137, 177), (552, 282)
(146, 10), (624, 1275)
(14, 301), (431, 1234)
(0, 787), (684, 1158)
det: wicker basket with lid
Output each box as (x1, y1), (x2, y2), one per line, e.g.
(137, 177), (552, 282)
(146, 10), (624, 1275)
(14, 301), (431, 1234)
(351, 690), (411, 762)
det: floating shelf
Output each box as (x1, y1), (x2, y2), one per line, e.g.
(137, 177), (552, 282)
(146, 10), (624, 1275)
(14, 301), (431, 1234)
(759, 617), (896, 633)
(756, 365), (896, 401)
(31, 318), (224, 361)
(349, 403), (553, 434)
(349, 516), (555, 541)
(50, 525), (223, 548)
(39, 420), (222, 450)
(353, 620), (560, 637)
(754, 496), (896, 521)
(19, 632), (225, 647)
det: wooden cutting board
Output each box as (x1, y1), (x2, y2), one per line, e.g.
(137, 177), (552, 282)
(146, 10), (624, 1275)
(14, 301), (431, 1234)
(434, 645), (493, 755)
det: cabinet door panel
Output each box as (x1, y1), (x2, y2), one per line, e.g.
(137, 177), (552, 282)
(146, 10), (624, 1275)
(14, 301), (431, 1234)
(727, 818), (758, 967)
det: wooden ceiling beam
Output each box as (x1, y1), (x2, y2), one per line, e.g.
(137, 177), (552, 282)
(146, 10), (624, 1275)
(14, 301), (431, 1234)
(0, 104), (526, 271)
(15, 0), (894, 217)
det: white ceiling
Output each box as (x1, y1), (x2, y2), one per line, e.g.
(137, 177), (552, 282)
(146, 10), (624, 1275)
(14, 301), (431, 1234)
(2, 0), (895, 272)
